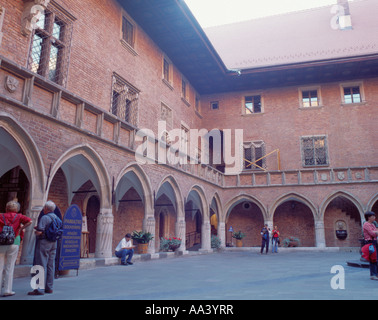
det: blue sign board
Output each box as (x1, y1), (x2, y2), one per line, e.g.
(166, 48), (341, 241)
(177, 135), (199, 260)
(228, 226), (234, 233)
(59, 205), (82, 271)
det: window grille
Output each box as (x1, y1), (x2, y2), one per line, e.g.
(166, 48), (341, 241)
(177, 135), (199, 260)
(302, 136), (328, 166)
(28, 7), (73, 86)
(111, 74), (139, 127)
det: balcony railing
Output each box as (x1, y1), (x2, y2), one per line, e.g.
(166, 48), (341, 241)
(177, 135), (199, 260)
(224, 166), (378, 188)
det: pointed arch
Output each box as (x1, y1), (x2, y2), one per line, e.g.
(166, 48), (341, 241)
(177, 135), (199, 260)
(224, 194), (267, 221)
(368, 193), (378, 212)
(271, 192), (318, 221)
(320, 190), (364, 222)
(0, 112), (45, 204)
(186, 185), (209, 220)
(210, 192), (223, 222)
(155, 175), (184, 218)
(47, 144), (111, 207)
(115, 162), (154, 213)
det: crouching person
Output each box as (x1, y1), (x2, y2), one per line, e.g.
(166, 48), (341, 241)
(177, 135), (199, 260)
(115, 233), (135, 266)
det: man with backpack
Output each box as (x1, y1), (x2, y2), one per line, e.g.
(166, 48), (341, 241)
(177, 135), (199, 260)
(28, 201), (63, 296)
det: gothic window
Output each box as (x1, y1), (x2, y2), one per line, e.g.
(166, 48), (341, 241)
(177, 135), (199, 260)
(111, 73), (139, 127)
(28, 5), (74, 86)
(243, 141), (266, 170)
(301, 136), (329, 167)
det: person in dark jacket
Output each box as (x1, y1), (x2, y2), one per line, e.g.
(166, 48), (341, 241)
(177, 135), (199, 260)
(28, 201), (60, 295)
(260, 224), (270, 254)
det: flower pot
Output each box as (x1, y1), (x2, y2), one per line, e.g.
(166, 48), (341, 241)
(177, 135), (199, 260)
(169, 244), (181, 252)
(288, 241), (299, 247)
(137, 243), (149, 254)
(236, 239), (243, 247)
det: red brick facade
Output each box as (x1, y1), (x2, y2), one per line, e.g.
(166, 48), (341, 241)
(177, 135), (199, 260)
(0, 0), (377, 264)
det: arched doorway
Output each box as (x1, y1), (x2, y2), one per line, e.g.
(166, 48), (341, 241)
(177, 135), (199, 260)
(273, 197), (316, 247)
(47, 146), (111, 258)
(226, 196), (265, 247)
(185, 189), (204, 251)
(323, 195), (362, 247)
(86, 195), (100, 254)
(154, 177), (184, 252)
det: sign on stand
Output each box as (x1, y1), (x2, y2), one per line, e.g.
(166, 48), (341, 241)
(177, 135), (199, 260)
(59, 205), (83, 275)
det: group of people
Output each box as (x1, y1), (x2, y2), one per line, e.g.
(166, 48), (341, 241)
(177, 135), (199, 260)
(1, 200), (378, 296)
(0, 200), (61, 297)
(260, 225), (280, 254)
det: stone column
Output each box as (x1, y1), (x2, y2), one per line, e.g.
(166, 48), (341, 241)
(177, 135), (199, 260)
(143, 216), (156, 254)
(20, 205), (43, 265)
(200, 220), (211, 252)
(315, 220), (326, 248)
(175, 219), (186, 253)
(218, 222), (226, 248)
(95, 208), (113, 258)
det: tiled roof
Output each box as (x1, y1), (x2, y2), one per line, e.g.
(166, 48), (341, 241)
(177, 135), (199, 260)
(204, 0), (378, 70)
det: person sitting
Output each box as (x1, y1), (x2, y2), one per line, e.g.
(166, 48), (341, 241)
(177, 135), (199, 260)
(115, 233), (135, 266)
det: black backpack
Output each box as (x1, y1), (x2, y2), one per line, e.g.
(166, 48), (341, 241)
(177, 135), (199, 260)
(0, 214), (17, 245)
(45, 213), (63, 242)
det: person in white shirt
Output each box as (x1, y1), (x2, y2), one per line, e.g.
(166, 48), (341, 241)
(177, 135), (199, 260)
(115, 233), (135, 265)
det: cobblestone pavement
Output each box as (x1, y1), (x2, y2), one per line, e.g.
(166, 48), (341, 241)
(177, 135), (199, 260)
(4, 250), (378, 300)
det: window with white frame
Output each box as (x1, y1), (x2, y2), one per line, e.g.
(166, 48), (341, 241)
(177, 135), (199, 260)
(244, 95), (262, 114)
(340, 82), (365, 105)
(299, 87), (322, 108)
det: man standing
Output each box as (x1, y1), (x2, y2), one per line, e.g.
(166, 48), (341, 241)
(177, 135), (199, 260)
(28, 201), (61, 295)
(115, 233), (135, 265)
(260, 224), (270, 254)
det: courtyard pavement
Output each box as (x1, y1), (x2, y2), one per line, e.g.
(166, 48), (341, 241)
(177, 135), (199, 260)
(4, 250), (378, 301)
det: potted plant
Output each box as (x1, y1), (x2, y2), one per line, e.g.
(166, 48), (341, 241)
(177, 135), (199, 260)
(160, 237), (182, 252)
(132, 231), (154, 254)
(211, 235), (221, 250)
(232, 231), (246, 247)
(283, 236), (300, 248)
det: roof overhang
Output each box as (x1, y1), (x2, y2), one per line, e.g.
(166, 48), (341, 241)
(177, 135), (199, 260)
(117, 0), (228, 94)
(118, 0), (378, 94)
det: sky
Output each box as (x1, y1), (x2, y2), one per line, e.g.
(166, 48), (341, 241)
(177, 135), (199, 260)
(185, 0), (338, 28)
